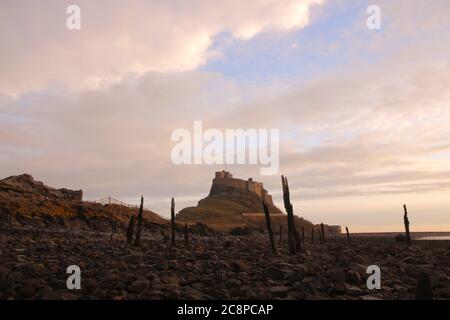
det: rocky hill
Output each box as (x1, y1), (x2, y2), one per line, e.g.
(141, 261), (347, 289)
(177, 171), (314, 232)
(0, 174), (166, 232)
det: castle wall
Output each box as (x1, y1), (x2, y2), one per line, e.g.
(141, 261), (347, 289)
(214, 171), (274, 205)
(245, 180), (263, 198)
(213, 177), (247, 190)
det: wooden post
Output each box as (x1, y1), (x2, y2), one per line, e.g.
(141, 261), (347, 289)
(126, 215), (135, 244)
(133, 196), (144, 246)
(321, 223), (326, 244)
(318, 227), (322, 243)
(263, 201), (278, 255)
(279, 225), (283, 244)
(403, 204), (411, 247)
(346, 226), (351, 246)
(171, 198), (176, 246)
(282, 175), (300, 254)
(415, 272), (433, 300)
(301, 225), (305, 244)
(184, 223), (189, 247)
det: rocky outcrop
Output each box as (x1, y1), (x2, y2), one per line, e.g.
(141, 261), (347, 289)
(207, 182), (282, 214)
(177, 172), (314, 232)
(0, 174), (165, 232)
(0, 174), (82, 202)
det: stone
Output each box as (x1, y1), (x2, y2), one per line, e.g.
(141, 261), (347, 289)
(269, 286), (290, 294)
(168, 260), (178, 269)
(344, 283), (364, 296)
(183, 287), (210, 300)
(328, 268), (348, 282)
(347, 270), (362, 284)
(40, 286), (62, 300)
(127, 279), (149, 293)
(264, 266), (286, 280)
(155, 259), (169, 270)
(361, 295), (383, 300)
(232, 260), (249, 273)
(19, 286), (35, 298)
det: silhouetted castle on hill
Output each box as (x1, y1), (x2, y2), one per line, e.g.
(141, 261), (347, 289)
(212, 171), (274, 205)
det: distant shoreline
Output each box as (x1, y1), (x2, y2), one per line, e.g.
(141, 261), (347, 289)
(343, 231), (450, 238)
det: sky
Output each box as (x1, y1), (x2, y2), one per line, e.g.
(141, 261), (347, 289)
(1, 0), (449, 232)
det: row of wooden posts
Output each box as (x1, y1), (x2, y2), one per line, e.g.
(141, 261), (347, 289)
(123, 177), (426, 299)
(263, 175), (413, 255)
(126, 196), (190, 247)
(262, 175), (329, 255)
(125, 175), (413, 252)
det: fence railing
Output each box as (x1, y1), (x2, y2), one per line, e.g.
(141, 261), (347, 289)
(89, 196), (139, 209)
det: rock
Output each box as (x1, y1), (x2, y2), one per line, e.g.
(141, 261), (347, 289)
(232, 260), (249, 273)
(264, 266), (287, 280)
(17, 262), (45, 276)
(344, 283), (364, 296)
(183, 287), (210, 300)
(416, 272), (434, 300)
(164, 276), (180, 286)
(347, 270), (362, 284)
(111, 261), (128, 270)
(40, 286), (62, 300)
(155, 259), (169, 270)
(269, 285), (289, 294)
(353, 255), (367, 264)
(19, 286), (35, 298)
(395, 234), (406, 242)
(229, 227), (252, 236)
(62, 292), (79, 300)
(168, 260), (178, 269)
(290, 264), (307, 280)
(328, 268), (347, 282)
(124, 254), (142, 264)
(361, 295), (383, 300)
(164, 284), (181, 298)
(127, 279), (149, 293)
(227, 278), (242, 288)
(405, 264), (418, 277)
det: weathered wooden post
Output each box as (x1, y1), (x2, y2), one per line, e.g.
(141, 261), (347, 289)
(301, 225), (305, 244)
(403, 204), (411, 247)
(184, 222), (189, 246)
(345, 226), (351, 246)
(126, 215), (135, 244)
(279, 225), (283, 244)
(133, 196), (144, 246)
(171, 198), (176, 246)
(320, 222), (326, 244)
(318, 227), (322, 243)
(263, 201), (278, 255)
(184, 222), (189, 247)
(281, 175), (301, 254)
(415, 272), (433, 300)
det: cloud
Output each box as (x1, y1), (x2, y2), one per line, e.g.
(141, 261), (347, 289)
(0, 0), (323, 96)
(1, 0), (449, 231)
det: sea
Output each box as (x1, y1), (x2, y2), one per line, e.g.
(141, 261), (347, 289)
(416, 236), (450, 241)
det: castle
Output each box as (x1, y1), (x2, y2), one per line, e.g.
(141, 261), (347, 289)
(213, 171), (274, 205)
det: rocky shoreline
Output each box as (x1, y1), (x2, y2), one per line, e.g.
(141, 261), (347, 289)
(1, 227), (449, 300)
